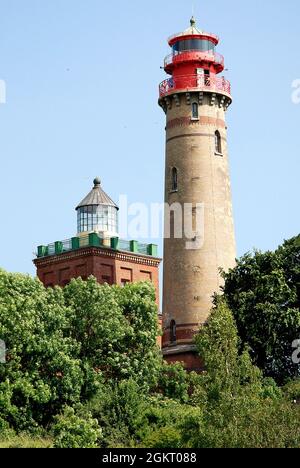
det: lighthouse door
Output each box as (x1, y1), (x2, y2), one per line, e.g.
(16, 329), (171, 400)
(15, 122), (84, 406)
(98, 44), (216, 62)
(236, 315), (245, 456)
(204, 69), (210, 86)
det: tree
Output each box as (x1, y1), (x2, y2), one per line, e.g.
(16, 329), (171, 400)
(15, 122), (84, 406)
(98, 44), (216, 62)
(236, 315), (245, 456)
(194, 301), (264, 403)
(0, 271), (161, 433)
(2, 265), (300, 448)
(222, 235), (300, 383)
(180, 302), (300, 448)
(0, 270), (83, 430)
(63, 278), (161, 389)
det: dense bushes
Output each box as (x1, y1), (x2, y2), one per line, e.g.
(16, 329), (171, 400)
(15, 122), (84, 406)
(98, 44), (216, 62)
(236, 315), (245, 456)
(184, 302), (300, 448)
(52, 407), (102, 449)
(0, 234), (300, 448)
(0, 271), (83, 430)
(0, 272), (161, 436)
(63, 279), (161, 389)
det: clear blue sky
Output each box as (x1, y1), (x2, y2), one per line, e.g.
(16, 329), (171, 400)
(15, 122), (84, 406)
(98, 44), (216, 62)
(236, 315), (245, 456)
(0, 0), (299, 276)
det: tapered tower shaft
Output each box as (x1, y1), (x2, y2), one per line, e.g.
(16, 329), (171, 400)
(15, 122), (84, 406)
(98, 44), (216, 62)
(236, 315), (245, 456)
(159, 18), (236, 370)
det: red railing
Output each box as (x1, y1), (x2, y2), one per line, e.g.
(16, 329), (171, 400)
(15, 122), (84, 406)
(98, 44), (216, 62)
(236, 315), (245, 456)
(159, 74), (231, 99)
(164, 50), (224, 69)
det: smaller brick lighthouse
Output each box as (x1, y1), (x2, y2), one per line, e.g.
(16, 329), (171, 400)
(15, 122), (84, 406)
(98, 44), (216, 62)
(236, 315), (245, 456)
(34, 178), (161, 306)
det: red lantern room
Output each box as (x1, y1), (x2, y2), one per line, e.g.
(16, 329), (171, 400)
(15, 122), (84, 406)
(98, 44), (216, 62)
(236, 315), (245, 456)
(159, 17), (231, 103)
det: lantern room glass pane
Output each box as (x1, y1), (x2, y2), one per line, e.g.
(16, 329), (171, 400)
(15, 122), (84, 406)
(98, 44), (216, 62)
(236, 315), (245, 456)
(172, 39), (215, 54)
(77, 205), (118, 234)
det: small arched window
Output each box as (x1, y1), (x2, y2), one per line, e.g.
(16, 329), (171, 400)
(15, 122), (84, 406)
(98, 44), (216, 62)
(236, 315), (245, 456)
(170, 320), (177, 343)
(215, 130), (222, 154)
(192, 102), (199, 119)
(171, 167), (178, 192)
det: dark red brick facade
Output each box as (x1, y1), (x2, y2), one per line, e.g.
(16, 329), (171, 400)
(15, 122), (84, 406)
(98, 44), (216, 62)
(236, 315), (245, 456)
(164, 351), (204, 373)
(162, 324), (199, 348)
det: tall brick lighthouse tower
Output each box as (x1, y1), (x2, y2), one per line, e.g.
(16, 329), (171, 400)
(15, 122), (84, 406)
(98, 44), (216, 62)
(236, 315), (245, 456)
(159, 18), (236, 370)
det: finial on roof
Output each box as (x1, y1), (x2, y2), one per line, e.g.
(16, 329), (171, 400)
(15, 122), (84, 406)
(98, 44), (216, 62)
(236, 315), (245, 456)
(93, 177), (101, 187)
(190, 16), (196, 27)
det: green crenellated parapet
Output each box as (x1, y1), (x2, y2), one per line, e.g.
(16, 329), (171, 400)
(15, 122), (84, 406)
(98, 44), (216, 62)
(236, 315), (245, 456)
(37, 245), (47, 258)
(147, 244), (158, 257)
(71, 237), (80, 250)
(89, 233), (101, 247)
(55, 241), (63, 255)
(111, 237), (120, 250)
(130, 240), (138, 253)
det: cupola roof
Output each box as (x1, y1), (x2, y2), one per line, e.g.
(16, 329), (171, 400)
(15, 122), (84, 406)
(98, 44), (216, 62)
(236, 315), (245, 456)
(76, 178), (119, 210)
(168, 17), (219, 46)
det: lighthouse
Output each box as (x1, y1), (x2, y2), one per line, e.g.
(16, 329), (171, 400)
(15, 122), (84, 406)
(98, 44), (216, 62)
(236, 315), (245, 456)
(34, 178), (161, 307)
(159, 18), (236, 370)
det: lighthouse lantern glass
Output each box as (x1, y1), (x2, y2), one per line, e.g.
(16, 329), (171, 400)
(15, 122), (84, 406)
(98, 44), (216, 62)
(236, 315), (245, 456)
(77, 205), (118, 235)
(172, 39), (215, 54)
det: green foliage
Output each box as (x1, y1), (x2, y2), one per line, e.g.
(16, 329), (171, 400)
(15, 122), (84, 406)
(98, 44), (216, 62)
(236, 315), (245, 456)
(157, 362), (189, 402)
(222, 235), (300, 383)
(52, 407), (102, 448)
(138, 397), (200, 448)
(87, 379), (148, 448)
(183, 301), (300, 448)
(0, 416), (15, 440)
(195, 302), (263, 402)
(141, 426), (182, 449)
(283, 379), (300, 402)
(1, 251), (300, 448)
(0, 434), (52, 449)
(0, 270), (83, 430)
(64, 278), (161, 389)
(0, 271), (161, 434)
(181, 394), (300, 448)
(86, 381), (198, 449)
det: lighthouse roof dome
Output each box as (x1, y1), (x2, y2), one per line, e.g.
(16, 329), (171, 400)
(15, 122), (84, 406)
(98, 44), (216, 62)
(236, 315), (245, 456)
(183, 16), (205, 36)
(76, 178), (119, 210)
(168, 17), (219, 46)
